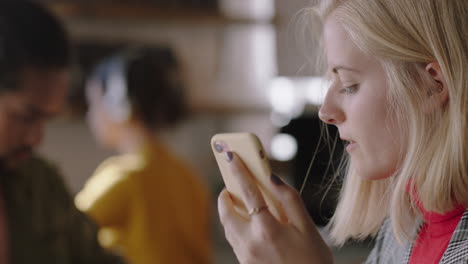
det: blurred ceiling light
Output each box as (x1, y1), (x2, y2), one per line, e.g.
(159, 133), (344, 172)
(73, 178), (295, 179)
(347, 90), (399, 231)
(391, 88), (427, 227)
(268, 77), (328, 123)
(269, 77), (294, 113)
(270, 111), (291, 127)
(305, 77), (330, 105)
(271, 133), (298, 161)
(220, 0), (275, 21)
(268, 77), (304, 118)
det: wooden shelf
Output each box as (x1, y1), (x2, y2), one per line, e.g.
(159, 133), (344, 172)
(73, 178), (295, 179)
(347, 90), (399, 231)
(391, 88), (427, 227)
(189, 103), (271, 115)
(48, 2), (275, 24)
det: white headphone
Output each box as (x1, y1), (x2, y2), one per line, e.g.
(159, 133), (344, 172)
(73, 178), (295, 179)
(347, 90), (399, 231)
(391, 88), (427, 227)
(101, 56), (131, 122)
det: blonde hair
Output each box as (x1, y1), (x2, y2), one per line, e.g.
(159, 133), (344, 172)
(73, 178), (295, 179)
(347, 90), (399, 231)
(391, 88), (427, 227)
(311, 0), (468, 245)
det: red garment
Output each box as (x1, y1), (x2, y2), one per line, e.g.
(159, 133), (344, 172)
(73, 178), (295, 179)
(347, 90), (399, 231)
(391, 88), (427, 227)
(409, 204), (465, 264)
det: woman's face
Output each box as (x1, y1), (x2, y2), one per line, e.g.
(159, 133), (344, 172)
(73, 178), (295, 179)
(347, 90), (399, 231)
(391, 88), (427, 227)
(319, 15), (405, 180)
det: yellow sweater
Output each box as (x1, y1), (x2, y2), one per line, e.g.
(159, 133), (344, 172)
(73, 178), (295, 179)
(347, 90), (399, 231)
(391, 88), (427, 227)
(75, 142), (212, 264)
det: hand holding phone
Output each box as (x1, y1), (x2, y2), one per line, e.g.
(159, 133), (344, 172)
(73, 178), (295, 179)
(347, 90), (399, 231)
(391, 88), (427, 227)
(211, 132), (287, 223)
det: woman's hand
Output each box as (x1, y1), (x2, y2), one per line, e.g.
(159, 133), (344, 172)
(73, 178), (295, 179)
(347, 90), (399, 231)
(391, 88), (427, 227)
(218, 152), (334, 264)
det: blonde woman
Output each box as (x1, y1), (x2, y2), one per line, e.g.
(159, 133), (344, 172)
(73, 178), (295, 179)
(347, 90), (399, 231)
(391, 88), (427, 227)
(217, 0), (468, 263)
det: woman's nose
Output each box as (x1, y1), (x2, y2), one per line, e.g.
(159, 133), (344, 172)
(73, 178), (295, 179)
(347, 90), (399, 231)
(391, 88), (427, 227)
(318, 93), (345, 125)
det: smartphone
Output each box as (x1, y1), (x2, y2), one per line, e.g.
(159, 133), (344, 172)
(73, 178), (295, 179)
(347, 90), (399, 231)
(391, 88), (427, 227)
(211, 132), (287, 223)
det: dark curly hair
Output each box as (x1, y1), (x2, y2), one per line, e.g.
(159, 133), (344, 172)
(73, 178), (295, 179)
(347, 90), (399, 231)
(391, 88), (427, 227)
(0, 1), (71, 91)
(90, 46), (187, 130)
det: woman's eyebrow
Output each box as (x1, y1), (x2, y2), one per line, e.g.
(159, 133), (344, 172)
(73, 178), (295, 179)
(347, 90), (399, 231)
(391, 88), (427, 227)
(332, 65), (360, 74)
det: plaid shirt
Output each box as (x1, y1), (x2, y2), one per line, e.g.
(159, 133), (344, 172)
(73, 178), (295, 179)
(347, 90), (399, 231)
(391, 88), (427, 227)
(0, 155), (124, 264)
(366, 210), (468, 263)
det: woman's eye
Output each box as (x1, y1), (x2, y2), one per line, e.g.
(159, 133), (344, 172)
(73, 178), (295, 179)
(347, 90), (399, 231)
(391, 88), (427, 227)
(341, 84), (359, 94)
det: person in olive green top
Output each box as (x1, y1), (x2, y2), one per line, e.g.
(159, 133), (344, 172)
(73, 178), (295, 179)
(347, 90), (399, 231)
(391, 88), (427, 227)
(1, 156), (123, 263)
(0, 1), (124, 263)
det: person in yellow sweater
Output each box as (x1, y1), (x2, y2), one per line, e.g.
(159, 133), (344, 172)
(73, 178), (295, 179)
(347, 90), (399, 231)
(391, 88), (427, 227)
(75, 46), (212, 264)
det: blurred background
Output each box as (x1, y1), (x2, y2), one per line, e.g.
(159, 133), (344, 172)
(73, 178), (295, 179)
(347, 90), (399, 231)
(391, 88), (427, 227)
(37, 0), (371, 263)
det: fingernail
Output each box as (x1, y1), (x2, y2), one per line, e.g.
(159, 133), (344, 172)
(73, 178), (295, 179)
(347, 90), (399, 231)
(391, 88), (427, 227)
(214, 142), (223, 153)
(225, 151), (233, 162)
(270, 174), (284, 185)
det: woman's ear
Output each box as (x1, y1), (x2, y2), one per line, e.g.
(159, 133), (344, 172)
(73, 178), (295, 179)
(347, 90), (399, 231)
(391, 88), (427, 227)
(423, 62), (449, 113)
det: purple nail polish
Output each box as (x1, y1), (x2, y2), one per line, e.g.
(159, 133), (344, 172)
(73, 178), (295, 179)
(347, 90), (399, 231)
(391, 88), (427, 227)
(214, 142), (223, 153)
(271, 175), (284, 185)
(225, 151), (233, 162)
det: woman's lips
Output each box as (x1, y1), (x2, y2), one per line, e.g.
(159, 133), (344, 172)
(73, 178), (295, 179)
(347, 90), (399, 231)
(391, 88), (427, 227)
(344, 140), (357, 152)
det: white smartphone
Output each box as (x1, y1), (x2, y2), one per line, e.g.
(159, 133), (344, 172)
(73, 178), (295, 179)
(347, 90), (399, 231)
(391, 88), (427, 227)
(211, 132), (286, 223)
